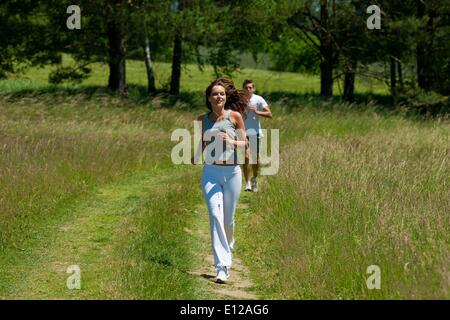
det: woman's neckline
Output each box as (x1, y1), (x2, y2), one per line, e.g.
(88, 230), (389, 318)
(207, 109), (229, 123)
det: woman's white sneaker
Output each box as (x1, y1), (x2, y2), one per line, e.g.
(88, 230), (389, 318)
(215, 266), (229, 283)
(245, 181), (252, 192)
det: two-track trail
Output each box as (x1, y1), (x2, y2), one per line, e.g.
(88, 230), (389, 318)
(0, 167), (258, 300)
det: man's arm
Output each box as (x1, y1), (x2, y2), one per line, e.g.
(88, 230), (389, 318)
(256, 105), (272, 118)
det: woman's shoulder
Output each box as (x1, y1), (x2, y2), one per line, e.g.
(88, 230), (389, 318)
(229, 110), (243, 119)
(229, 110), (244, 125)
(196, 113), (206, 122)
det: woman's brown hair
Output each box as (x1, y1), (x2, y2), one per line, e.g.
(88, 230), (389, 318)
(205, 78), (249, 115)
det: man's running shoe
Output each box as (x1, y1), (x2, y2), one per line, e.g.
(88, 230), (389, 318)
(251, 177), (258, 192)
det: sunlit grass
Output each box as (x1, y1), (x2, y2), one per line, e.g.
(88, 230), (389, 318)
(0, 57), (447, 299)
(1, 55), (389, 95)
(0, 93), (212, 298)
(0, 95), (193, 249)
(238, 112), (450, 299)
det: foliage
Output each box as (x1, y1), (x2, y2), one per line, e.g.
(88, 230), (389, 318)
(269, 29), (320, 74)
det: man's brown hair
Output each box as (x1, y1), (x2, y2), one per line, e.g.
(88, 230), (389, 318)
(242, 79), (254, 88)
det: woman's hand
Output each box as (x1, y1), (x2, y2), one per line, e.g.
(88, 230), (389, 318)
(218, 132), (232, 143)
(218, 131), (246, 148)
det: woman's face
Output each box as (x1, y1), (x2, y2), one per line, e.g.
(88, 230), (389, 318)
(208, 85), (226, 110)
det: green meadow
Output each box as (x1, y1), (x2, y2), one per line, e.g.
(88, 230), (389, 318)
(0, 59), (448, 299)
(0, 56), (388, 95)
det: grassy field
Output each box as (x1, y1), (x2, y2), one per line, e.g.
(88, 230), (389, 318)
(0, 56), (388, 96)
(0, 59), (448, 299)
(0, 92), (216, 298)
(238, 113), (449, 299)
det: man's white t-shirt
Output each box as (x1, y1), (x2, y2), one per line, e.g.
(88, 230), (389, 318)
(244, 94), (268, 137)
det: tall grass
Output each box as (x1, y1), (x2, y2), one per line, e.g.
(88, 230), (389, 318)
(1, 60), (447, 299)
(0, 94), (194, 250)
(239, 122), (450, 299)
(117, 168), (211, 299)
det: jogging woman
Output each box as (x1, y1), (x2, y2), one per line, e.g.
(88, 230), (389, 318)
(192, 78), (248, 283)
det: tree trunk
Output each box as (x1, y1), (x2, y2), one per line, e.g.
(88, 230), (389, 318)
(417, 46), (427, 89)
(397, 60), (403, 90)
(144, 36), (156, 94)
(107, 19), (127, 96)
(417, 0), (436, 91)
(320, 52), (334, 98)
(390, 56), (397, 106)
(424, 7), (436, 90)
(169, 33), (182, 95)
(169, 0), (183, 95)
(416, 0), (427, 89)
(320, 0), (333, 98)
(343, 59), (356, 103)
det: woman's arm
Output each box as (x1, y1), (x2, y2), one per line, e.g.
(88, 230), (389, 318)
(218, 111), (246, 148)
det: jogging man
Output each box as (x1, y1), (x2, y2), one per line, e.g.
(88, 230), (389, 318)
(242, 79), (272, 192)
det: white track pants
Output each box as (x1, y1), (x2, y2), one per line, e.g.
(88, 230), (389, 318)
(201, 164), (242, 270)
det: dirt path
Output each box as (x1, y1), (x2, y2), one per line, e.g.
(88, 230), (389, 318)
(188, 194), (258, 300)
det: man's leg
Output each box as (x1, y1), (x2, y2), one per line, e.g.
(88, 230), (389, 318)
(243, 138), (252, 191)
(252, 163), (259, 178)
(243, 155), (250, 182)
(250, 162), (259, 192)
(250, 135), (260, 192)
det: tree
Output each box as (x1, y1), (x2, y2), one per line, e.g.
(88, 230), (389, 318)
(416, 0), (450, 94)
(0, 1), (61, 78)
(169, 0), (183, 95)
(127, 0), (173, 94)
(20, 0), (133, 95)
(288, 0), (339, 98)
(268, 29), (320, 74)
(107, 0), (129, 95)
(372, 0), (420, 104)
(332, 0), (419, 104)
(164, 0), (277, 94)
(143, 35), (156, 94)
